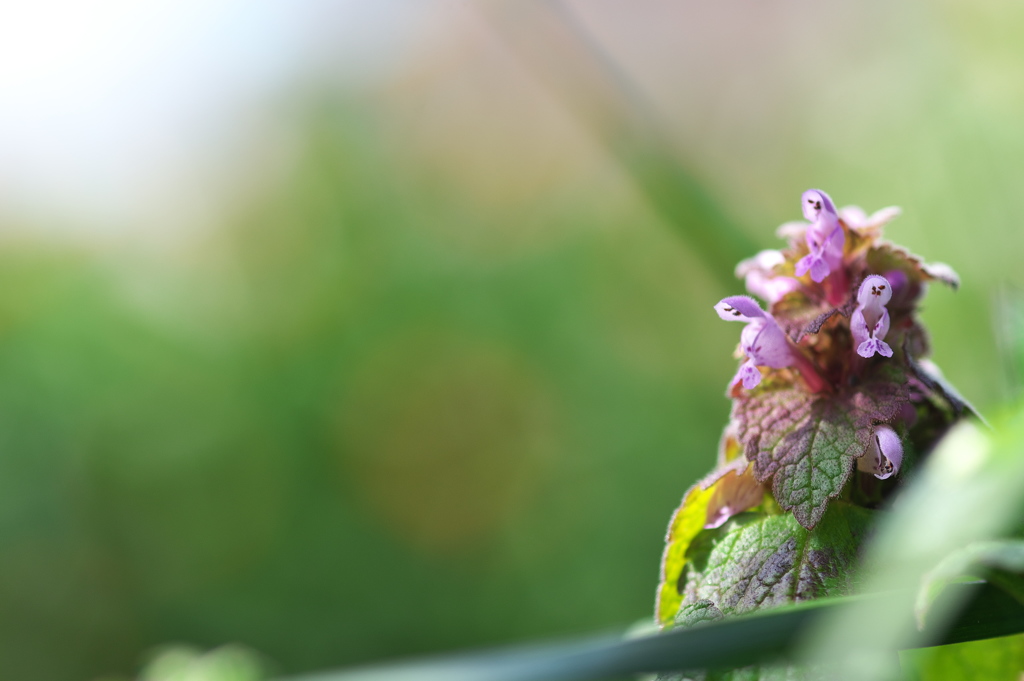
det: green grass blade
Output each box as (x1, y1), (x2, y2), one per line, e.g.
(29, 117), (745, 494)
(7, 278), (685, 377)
(281, 582), (1024, 681)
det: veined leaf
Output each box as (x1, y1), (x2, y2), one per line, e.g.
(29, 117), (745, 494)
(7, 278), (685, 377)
(658, 456), (766, 626)
(679, 505), (873, 616)
(656, 505), (874, 680)
(733, 368), (908, 529)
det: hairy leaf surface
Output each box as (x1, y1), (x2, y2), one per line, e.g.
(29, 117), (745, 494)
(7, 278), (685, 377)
(674, 599), (724, 628)
(658, 506), (873, 680)
(733, 369), (908, 528)
(680, 505), (872, 614)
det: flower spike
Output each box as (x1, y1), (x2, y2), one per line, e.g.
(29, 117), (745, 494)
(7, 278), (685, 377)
(852, 275), (894, 358)
(658, 187), (971, 627)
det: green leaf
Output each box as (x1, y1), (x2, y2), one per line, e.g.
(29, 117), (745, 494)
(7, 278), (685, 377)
(916, 540), (1024, 629)
(733, 369), (909, 529)
(679, 504), (874, 615)
(900, 634), (1024, 681)
(656, 659), (819, 680)
(658, 483), (717, 625)
(657, 506), (874, 681)
(674, 600), (725, 628)
(799, 414), (1024, 679)
(291, 582), (1024, 681)
(141, 645), (267, 681)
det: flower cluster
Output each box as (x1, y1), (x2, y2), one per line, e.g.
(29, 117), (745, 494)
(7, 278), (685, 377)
(657, 188), (969, 627)
(713, 188), (960, 486)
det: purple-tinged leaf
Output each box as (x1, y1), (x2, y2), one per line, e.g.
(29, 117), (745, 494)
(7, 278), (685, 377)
(732, 368), (910, 529)
(678, 505), (873, 617)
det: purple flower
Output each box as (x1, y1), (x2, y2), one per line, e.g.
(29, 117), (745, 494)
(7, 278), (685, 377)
(838, 205), (902, 233)
(735, 249), (800, 303)
(856, 424), (903, 480)
(852, 275), (894, 358)
(714, 295), (793, 390)
(794, 189), (844, 283)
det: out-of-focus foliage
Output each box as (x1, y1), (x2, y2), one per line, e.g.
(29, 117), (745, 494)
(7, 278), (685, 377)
(0, 102), (725, 680)
(901, 635), (1024, 681)
(138, 646), (266, 681)
(916, 540), (1024, 629)
(799, 399), (1024, 679)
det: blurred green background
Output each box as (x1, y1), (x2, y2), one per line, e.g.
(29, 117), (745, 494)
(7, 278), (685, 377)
(1, 1), (1023, 679)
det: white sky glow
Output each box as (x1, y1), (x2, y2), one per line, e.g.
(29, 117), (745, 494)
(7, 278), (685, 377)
(0, 0), (412, 233)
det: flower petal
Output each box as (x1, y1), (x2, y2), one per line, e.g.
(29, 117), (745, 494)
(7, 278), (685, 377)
(714, 295), (765, 322)
(808, 256), (831, 283)
(857, 275), (894, 307)
(744, 271), (800, 303)
(741, 319), (793, 368)
(858, 338), (894, 359)
(874, 425), (903, 479)
(775, 220), (808, 241)
(801, 189), (838, 222)
(736, 360), (762, 390)
(873, 309), (891, 339)
(736, 250), (800, 303)
(735, 249), (786, 277)
(839, 205), (901, 232)
(851, 309), (870, 350)
(857, 425), (903, 480)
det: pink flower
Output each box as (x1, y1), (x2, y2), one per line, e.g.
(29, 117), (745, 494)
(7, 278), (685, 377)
(735, 250), (800, 304)
(838, 205), (902, 233)
(856, 425), (903, 479)
(714, 295), (793, 390)
(794, 189), (845, 283)
(852, 275), (894, 358)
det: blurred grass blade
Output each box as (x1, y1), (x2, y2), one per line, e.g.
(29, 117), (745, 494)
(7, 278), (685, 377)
(479, 0), (758, 287)
(916, 539), (1024, 630)
(801, 413), (1024, 679)
(279, 583), (1024, 681)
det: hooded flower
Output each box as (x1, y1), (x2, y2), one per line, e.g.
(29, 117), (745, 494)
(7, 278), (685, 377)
(714, 295), (793, 390)
(856, 424), (904, 480)
(794, 189), (844, 283)
(852, 275), (894, 358)
(735, 249), (800, 304)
